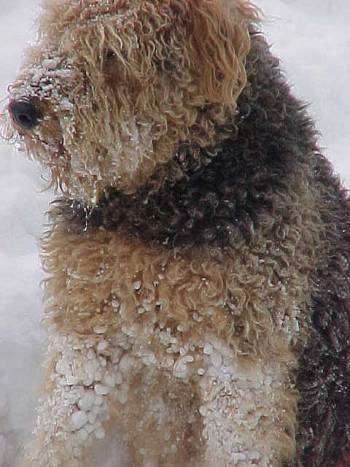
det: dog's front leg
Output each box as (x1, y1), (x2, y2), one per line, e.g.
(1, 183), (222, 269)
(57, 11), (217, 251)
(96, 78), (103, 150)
(22, 331), (134, 467)
(198, 338), (297, 467)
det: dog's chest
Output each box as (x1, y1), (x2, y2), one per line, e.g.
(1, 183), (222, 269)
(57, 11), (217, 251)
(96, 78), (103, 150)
(42, 225), (310, 354)
(39, 225), (313, 464)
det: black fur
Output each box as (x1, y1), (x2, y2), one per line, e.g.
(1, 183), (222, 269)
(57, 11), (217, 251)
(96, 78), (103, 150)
(295, 158), (350, 466)
(59, 33), (315, 248)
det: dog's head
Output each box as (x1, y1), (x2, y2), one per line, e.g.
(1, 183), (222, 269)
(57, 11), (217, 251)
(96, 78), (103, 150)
(4, 0), (258, 203)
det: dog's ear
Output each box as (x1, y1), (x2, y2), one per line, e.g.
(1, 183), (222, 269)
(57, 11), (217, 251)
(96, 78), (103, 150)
(184, 0), (259, 104)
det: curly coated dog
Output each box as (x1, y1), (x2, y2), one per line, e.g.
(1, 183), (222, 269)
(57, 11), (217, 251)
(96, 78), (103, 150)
(2, 0), (350, 466)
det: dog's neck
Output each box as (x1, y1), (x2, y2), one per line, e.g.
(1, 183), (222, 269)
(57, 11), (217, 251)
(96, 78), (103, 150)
(52, 32), (318, 247)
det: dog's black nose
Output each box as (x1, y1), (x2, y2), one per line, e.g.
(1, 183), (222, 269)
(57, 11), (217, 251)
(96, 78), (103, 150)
(8, 100), (41, 130)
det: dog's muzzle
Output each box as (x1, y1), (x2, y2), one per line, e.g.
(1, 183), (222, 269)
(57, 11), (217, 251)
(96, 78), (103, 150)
(8, 99), (41, 130)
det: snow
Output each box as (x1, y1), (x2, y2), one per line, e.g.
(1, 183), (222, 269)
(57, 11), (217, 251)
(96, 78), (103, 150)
(258, 0), (350, 181)
(0, 0), (349, 465)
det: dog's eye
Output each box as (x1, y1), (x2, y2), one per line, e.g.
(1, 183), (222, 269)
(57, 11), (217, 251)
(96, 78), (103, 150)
(104, 49), (116, 62)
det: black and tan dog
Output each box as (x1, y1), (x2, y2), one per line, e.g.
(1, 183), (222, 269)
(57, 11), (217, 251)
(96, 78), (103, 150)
(2, 0), (350, 465)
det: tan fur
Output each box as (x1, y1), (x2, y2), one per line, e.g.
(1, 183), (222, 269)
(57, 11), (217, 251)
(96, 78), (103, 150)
(43, 172), (317, 351)
(5, 0), (257, 202)
(3, 1), (326, 466)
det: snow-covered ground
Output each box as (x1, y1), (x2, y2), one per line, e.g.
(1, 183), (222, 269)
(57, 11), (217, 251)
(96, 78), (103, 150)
(0, 1), (349, 465)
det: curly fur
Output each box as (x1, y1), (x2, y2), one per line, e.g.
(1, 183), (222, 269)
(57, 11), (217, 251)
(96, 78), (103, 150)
(4, 0), (256, 201)
(2, 1), (350, 466)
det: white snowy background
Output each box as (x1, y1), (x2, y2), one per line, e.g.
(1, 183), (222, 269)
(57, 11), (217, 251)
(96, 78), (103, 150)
(0, 0), (349, 465)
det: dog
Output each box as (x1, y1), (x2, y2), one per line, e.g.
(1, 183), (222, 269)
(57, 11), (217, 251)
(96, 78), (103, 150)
(2, 0), (350, 465)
